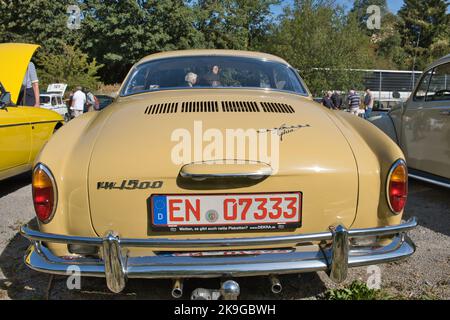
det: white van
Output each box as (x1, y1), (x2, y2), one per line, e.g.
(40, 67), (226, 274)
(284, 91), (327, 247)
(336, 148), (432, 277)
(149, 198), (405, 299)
(40, 83), (70, 121)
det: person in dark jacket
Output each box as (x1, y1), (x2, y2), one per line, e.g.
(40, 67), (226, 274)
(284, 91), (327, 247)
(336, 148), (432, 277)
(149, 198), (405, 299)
(322, 91), (336, 109)
(331, 91), (342, 109)
(204, 65), (222, 87)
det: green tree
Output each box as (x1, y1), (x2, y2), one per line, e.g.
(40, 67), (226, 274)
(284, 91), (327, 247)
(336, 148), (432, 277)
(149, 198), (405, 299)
(264, 2), (373, 95)
(192, 0), (278, 50)
(350, 0), (388, 33)
(0, 0), (80, 53)
(398, 0), (450, 70)
(348, 0), (408, 69)
(80, 0), (202, 83)
(373, 13), (408, 69)
(36, 45), (103, 91)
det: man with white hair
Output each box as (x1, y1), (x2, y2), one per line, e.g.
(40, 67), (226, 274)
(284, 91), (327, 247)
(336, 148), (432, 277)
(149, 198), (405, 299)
(347, 89), (361, 116)
(185, 72), (197, 87)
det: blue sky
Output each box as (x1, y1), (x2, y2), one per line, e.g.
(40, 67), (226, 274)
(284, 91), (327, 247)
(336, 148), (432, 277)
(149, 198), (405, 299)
(271, 1), (410, 16)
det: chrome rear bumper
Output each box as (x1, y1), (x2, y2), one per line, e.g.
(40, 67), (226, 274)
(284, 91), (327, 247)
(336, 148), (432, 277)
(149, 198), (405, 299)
(21, 217), (417, 293)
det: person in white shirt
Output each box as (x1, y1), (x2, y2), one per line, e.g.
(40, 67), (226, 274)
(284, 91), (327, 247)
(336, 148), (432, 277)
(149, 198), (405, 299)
(71, 86), (86, 118)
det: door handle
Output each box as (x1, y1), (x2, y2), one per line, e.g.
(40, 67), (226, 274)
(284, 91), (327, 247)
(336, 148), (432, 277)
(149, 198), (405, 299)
(439, 110), (450, 116)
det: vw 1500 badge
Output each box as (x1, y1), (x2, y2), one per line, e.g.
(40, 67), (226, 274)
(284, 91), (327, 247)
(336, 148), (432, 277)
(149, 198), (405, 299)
(97, 179), (163, 190)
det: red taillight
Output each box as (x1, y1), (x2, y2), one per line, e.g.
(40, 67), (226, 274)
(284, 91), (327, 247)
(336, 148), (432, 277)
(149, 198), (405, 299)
(387, 160), (408, 214)
(32, 164), (57, 223)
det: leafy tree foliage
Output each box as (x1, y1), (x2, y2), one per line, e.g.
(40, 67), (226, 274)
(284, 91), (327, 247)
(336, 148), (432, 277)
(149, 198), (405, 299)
(265, 2), (373, 95)
(193, 0), (278, 50)
(374, 12), (408, 69)
(0, 0), (80, 53)
(398, 0), (449, 70)
(1, 0), (448, 92)
(36, 45), (103, 91)
(80, 0), (203, 83)
(350, 0), (389, 33)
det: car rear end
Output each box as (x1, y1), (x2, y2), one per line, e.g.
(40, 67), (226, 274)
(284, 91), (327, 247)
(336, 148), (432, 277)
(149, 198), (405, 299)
(20, 51), (416, 296)
(21, 92), (416, 295)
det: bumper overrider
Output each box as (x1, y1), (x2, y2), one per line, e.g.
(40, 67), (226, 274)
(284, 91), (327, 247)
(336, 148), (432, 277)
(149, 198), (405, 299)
(20, 217), (417, 293)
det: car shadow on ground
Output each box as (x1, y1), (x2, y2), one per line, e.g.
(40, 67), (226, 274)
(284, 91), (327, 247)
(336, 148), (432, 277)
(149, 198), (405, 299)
(0, 172), (31, 199)
(403, 179), (450, 237)
(0, 218), (327, 300)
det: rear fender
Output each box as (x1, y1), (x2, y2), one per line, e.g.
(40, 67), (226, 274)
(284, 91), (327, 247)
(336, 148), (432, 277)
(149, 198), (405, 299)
(328, 111), (405, 229)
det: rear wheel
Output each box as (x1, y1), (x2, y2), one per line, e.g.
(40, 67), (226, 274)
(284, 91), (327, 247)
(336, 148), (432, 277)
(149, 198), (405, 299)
(64, 113), (71, 123)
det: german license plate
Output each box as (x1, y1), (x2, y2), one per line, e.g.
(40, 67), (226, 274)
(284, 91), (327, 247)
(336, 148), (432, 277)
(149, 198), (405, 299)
(148, 192), (302, 233)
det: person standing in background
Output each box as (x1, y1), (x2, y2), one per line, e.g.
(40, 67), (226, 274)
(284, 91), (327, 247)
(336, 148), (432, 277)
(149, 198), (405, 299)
(331, 91), (342, 109)
(322, 91), (336, 109)
(85, 90), (99, 112)
(71, 86), (86, 118)
(364, 88), (374, 119)
(347, 90), (361, 116)
(18, 62), (40, 107)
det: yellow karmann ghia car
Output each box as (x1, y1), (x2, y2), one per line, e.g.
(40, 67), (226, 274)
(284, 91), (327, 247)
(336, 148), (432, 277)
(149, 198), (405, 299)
(21, 50), (417, 299)
(0, 43), (63, 181)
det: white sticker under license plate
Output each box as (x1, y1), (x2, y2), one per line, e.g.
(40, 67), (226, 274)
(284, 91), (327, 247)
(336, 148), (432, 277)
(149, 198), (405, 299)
(148, 192), (302, 233)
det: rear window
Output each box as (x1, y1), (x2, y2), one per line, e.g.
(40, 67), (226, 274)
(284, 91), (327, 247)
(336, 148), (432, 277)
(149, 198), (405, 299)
(121, 55), (308, 96)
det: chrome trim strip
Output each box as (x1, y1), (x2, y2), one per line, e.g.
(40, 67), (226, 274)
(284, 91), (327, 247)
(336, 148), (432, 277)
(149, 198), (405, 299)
(409, 174), (450, 189)
(22, 219), (417, 293)
(0, 120), (59, 129)
(24, 233), (415, 280)
(347, 217), (417, 237)
(20, 217), (417, 248)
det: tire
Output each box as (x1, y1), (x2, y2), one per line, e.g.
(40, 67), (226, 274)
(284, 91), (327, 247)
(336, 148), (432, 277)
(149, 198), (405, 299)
(64, 113), (71, 123)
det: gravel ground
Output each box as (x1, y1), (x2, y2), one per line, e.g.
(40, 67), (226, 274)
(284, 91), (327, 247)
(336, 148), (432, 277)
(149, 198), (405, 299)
(0, 173), (448, 300)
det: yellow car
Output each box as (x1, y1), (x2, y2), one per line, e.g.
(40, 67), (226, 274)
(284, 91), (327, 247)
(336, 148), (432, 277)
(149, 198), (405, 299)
(0, 43), (64, 181)
(21, 50), (417, 299)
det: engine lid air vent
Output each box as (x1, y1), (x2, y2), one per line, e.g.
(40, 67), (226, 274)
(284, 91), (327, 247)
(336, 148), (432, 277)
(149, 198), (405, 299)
(222, 101), (259, 112)
(260, 102), (295, 113)
(181, 101), (219, 112)
(144, 103), (178, 114)
(143, 101), (295, 114)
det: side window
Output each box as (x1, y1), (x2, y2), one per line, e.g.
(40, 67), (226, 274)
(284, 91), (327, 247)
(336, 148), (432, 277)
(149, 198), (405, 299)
(426, 62), (450, 102)
(413, 70), (432, 102)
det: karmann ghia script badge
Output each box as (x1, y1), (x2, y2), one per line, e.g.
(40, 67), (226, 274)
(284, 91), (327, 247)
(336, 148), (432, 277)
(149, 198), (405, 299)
(258, 124), (311, 141)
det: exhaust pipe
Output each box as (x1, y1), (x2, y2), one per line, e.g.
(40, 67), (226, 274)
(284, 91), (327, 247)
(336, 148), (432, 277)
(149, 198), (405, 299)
(270, 275), (282, 294)
(172, 279), (183, 298)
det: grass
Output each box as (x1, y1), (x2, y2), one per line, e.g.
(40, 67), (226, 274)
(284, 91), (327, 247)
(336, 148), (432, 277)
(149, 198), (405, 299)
(321, 280), (446, 300)
(322, 280), (394, 300)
